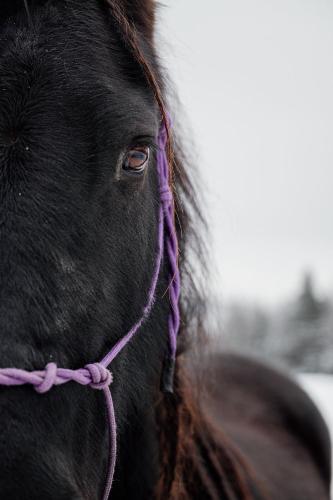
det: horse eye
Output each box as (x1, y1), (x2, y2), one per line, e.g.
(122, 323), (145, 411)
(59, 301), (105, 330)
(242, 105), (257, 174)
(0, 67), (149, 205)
(122, 146), (150, 174)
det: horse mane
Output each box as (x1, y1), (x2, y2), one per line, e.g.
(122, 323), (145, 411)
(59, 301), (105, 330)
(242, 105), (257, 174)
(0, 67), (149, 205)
(103, 2), (257, 498)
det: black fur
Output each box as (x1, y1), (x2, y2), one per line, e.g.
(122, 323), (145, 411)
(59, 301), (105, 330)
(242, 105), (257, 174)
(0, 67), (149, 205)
(0, 1), (166, 498)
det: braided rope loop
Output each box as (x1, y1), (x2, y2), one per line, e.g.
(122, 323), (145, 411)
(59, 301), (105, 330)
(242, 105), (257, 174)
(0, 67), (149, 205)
(0, 363), (113, 393)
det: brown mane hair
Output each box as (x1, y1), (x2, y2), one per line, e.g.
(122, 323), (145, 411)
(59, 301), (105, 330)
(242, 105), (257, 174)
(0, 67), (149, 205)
(104, 2), (257, 498)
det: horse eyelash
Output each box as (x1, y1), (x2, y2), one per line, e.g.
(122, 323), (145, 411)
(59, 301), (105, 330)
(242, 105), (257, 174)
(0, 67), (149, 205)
(131, 137), (159, 153)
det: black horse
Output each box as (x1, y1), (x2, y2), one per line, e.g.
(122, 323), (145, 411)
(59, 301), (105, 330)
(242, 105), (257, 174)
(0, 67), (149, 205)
(0, 1), (330, 499)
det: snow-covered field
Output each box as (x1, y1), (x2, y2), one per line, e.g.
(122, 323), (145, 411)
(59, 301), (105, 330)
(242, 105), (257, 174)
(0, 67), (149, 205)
(299, 374), (333, 496)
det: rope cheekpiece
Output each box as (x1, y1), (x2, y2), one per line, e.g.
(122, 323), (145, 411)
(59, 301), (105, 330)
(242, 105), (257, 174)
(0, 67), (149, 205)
(157, 123), (180, 392)
(0, 119), (180, 500)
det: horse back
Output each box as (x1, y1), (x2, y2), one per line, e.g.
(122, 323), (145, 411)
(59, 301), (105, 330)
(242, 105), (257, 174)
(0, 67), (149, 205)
(204, 353), (331, 500)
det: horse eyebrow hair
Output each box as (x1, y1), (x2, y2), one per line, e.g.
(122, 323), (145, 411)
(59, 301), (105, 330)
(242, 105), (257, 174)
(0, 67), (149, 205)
(104, 1), (173, 162)
(23, 0), (33, 27)
(105, 2), (165, 115)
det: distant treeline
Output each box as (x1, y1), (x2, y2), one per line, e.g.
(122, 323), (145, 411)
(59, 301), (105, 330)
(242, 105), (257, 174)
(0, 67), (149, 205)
(209, 273), (333, 374)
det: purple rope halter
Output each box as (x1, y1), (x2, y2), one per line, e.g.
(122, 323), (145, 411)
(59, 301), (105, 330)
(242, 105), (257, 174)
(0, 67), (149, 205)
(0, 119), (180, 500)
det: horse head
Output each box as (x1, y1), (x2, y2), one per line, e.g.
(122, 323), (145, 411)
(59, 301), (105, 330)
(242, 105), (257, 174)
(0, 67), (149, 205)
(0, 1), (183, 498)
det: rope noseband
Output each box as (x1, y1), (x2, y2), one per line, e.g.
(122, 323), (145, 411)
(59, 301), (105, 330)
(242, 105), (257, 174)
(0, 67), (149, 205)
(0, 119), (180, 500)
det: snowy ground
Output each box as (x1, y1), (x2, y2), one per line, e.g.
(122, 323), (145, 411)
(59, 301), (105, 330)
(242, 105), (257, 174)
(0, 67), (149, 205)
(299, 374), (333, 496)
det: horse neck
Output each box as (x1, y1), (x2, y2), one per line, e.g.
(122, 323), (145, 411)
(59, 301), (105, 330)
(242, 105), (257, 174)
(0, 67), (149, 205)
(110, 360), (254, 500)
(155, 364), (255, 500)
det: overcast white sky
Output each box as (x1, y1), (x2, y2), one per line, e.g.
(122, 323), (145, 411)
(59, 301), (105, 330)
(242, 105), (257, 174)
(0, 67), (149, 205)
(158, 0), (333, 306)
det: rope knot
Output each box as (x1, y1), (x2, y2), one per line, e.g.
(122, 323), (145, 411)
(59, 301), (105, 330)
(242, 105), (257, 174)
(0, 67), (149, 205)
(159, 126), (168, 148)
(35, 362), (57, 394)
(160, 185), (173, 210)
(85, 363), (113, 390)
